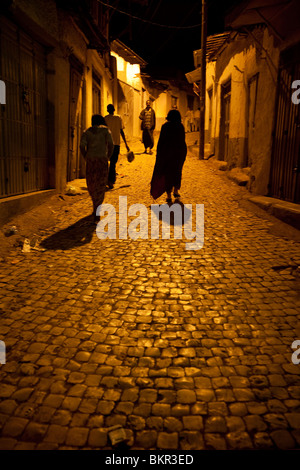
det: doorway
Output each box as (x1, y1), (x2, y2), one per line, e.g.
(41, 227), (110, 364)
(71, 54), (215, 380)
(245, 74), (258, 168)
(68, 56), (83, 182)
(92, 70), (101, 115)
(270, 43), (300, 203)
(219, 80), (231, 161)
(0, 17), (48, 197)
(207, 87), (213, 144)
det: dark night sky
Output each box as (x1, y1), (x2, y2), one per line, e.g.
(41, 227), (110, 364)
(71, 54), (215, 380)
(107, 0), (244, 77)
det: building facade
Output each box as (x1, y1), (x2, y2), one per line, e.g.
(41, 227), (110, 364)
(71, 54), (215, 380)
(1, 0), (207, 210)
(110, 39), (149, 140)
(111, 40), (196, 140)
(0, 0), (114, 200)
(186, 0), (300, 203)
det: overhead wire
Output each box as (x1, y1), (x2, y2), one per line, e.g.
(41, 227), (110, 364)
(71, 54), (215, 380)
(96, 0), (202, 29)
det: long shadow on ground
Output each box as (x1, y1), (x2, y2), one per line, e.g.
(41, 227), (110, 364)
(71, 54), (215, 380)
(150, 200), (192, 226)
(40, 215), (95, 251)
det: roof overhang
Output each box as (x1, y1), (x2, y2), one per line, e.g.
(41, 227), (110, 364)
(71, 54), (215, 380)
(77, 16), (110, 51)
(56, 0), (110, 51)
(225, 0), (299, 41)
(185, 31), (237, 84)
(185, 67), (201, 84)
(111, 39), (147, 66)
(193, 32), (233, 67)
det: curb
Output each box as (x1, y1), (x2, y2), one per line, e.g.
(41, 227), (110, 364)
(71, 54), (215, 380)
(0, 190), (56, 226)
(188, 146), (300, 231)
(248, 196), (300, 230)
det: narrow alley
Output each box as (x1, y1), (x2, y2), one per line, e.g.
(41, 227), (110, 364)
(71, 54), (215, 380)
(0, 137), (300, 451)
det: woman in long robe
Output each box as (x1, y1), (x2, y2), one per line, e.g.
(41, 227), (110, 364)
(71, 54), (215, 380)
(150, 109), (187, 203)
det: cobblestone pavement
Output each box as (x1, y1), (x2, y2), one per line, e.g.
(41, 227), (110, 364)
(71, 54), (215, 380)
(0, 134), (300, 450)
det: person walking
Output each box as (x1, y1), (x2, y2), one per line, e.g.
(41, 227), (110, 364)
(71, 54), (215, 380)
(80, 114), (114, 222)
(105, 104), (130, 189)
(194, 107), (200, 131)
(139, 100), (156, 154)
(150, 109), (187, 203)
(185, 108), (192, 132)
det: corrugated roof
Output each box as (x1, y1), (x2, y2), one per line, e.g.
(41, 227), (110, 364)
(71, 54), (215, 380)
(186, 31), (239, 83)
(193, 32), (232, 67)
(111, 39), (147, 66)
(207, 32), (233, 58)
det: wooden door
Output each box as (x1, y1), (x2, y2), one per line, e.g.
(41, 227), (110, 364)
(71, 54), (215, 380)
(207, 88), (213, 143)
(219, 81), (231, 161)
(245, 74), (258, 168)
(0, 17), (48, 197)
(270, 44), (300, 203)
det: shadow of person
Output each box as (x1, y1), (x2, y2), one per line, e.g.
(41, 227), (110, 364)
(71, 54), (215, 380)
(40, 215), (95, 251)
(150, 200), (192, 227)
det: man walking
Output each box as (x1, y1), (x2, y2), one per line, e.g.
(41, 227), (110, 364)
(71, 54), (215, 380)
(105, 104), (130, 189)
(194, 107), (200, 132)
(139, 100), (156, 154)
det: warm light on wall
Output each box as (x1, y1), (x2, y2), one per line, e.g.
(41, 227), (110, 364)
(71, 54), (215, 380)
(111, 52), (124, 72)
(126, 63), (140, 85)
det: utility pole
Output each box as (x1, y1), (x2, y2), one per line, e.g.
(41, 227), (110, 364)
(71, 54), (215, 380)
(199, 0), (207, 160)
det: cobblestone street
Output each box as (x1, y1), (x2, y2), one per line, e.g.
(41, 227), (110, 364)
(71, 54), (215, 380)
(0, 134), (300, 450)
